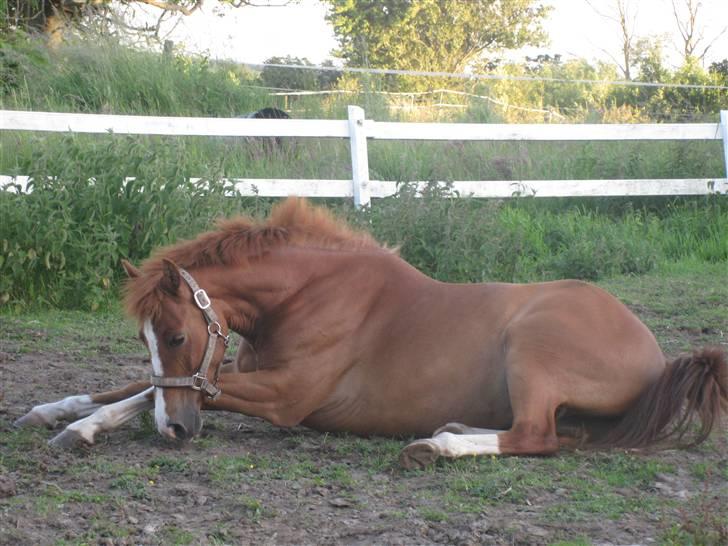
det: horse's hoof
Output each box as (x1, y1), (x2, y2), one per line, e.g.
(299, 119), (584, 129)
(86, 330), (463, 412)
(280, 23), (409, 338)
(48, 429), (89, 449)
(433, 422), (468, 436)
(400, 440), (440, 470)
(14, 412), (54, 429)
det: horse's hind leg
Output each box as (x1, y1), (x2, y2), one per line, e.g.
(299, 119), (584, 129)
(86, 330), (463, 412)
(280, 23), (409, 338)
(49, 386), (154, 448)
(401, 363), (563, 469)
(401, 411), (561, 469)
(14, 381), (151, 429)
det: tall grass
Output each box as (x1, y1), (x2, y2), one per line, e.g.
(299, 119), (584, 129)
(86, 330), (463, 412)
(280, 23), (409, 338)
(0, 136), (259, 309)
(0, 38), (726, 310)
(1, 38), (270, 115)
(2, 135), (725, 310)
(355, 184), (726, 284)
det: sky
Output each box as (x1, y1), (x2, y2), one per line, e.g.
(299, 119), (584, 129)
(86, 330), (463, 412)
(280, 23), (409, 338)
(133, 0), (728, 71)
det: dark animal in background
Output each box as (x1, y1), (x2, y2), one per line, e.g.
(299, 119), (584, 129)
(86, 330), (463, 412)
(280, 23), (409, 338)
(243, 107), (290, 120)
(241, 107), (291, 151)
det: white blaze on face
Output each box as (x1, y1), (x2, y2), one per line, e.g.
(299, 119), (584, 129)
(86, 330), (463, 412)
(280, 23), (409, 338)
(143, 319), (174, 437)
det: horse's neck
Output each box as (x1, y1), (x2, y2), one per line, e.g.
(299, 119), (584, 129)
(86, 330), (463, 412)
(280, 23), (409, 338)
(199, 248), (410, 338)
(193, 250), (345, 333)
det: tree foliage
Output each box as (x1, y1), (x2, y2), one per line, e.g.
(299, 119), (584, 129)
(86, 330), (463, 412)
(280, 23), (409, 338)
(325, 0), (549, 77)
(1, 0), (279, 47)
(261, 56), (342, 91)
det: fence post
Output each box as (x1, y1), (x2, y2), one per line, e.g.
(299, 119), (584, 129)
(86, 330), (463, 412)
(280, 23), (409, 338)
(721, 111), (728, 180)
(347, 105), (371, 209)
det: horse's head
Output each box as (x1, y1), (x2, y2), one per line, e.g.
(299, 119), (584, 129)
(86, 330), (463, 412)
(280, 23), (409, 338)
(123, 259), (229, 441)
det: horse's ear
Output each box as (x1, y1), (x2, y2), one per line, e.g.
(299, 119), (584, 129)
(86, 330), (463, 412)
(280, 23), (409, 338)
(121, 259), (141, 279)
(159, 259), (181, 296)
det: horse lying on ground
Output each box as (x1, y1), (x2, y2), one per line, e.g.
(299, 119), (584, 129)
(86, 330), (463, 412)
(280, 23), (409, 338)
(16, 198), (727, 468)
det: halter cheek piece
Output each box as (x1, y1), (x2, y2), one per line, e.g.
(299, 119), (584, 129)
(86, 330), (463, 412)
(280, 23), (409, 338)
(149, 268), (229, 399)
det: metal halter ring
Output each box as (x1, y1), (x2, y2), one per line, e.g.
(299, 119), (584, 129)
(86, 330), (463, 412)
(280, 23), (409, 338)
(208, 321), (230, 346)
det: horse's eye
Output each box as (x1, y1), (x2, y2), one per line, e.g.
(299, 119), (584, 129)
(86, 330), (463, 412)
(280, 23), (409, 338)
(168, 334), (185, 348)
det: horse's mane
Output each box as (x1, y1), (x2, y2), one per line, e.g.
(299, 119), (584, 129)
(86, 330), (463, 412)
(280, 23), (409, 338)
(125, 197), (383, 320)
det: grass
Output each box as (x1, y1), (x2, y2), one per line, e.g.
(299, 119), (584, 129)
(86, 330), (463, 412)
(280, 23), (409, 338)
(599, 260), (728, 355)
(0, 305), (140, 355)
(160, 526), (195, 546)
(234, 495), (274, 523)
(1, 39), (727, 311)
(420, 507), (449, 522)
(423, 451), (676, 520)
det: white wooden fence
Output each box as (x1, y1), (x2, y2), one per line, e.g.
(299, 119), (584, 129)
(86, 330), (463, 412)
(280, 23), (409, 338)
(2, 107), (727, 208)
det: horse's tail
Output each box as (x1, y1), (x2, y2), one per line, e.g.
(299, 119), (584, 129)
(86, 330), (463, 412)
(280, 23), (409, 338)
(600, 347), (727, 449)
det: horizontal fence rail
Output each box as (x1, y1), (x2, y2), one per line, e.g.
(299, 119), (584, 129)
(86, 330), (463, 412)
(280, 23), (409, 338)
(2, 107), (727, 208)
(2, 176), (724, 200)
(367, 121), (723, 141)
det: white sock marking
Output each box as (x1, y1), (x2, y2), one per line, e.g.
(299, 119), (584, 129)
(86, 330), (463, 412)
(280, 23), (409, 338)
(143, 319), (174, 437)
(29, 395), (102, 426)
(432, 432), (502, 456)
(65, 387), (154, 443)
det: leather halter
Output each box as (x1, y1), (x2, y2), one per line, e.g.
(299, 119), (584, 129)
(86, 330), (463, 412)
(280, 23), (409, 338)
(149, 268), (229, 399)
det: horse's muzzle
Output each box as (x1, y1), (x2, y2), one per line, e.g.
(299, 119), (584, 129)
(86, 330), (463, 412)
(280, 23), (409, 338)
(160, 409), (202, 441)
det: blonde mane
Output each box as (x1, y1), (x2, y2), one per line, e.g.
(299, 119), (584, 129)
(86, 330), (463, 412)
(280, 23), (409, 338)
(124, 198), (383, 320)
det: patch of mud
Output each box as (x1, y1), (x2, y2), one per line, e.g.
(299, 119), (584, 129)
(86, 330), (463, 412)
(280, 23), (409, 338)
(1, 338), (726, 545)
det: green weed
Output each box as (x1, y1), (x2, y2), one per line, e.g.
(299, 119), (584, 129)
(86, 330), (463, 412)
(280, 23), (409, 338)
(148, 455), (191, 474)
(29, 485), (112, 517)
(109, 472), (150, 500)
(0, 426), (51, 472)
(237, 495), (269, 522)
(320, 463), (356, 488)
(420, 508), (449, 522)
(207, 453), (265, 483)
(161, 526), (196, 545)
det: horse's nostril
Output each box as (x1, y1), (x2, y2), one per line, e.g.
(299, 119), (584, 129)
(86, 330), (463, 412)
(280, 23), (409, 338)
(169, 422), (189, 440)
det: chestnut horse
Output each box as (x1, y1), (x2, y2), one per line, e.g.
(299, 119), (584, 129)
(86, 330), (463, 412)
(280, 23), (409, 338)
(15, 198), (727, 468)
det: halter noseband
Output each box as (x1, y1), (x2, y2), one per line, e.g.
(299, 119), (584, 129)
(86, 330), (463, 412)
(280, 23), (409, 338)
(149, 268), (229, 399)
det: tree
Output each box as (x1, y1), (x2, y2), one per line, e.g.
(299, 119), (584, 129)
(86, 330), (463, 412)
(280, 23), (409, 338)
(2, 0), (292, 48)
(584, 0), (639, 80)
(670, 0), (727, 63)
(709, 58), (728, 81)
(324, 0), (549, 85)
(261, 56), (342, 90)
(631, 36), (670, 83)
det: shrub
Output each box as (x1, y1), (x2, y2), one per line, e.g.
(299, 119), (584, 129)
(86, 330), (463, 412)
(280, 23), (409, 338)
(0, 135), (256, 309)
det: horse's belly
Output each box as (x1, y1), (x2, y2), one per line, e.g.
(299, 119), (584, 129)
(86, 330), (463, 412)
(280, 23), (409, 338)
(303, 352), (513, 437)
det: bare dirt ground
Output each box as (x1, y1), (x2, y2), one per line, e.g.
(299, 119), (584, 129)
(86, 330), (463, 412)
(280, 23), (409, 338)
(1, 271), (727, 545)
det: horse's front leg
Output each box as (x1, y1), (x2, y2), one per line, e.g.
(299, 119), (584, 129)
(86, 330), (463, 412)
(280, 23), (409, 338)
(48, 386), (154, 448)
(202, 367), (330, 428)
(14, 381), (151, 428)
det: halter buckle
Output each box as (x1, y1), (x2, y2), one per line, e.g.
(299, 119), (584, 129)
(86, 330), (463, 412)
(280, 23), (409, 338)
(193, 289), (211, 310)
(191, 373), (209, 391)
(191, 373), (221, 399)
